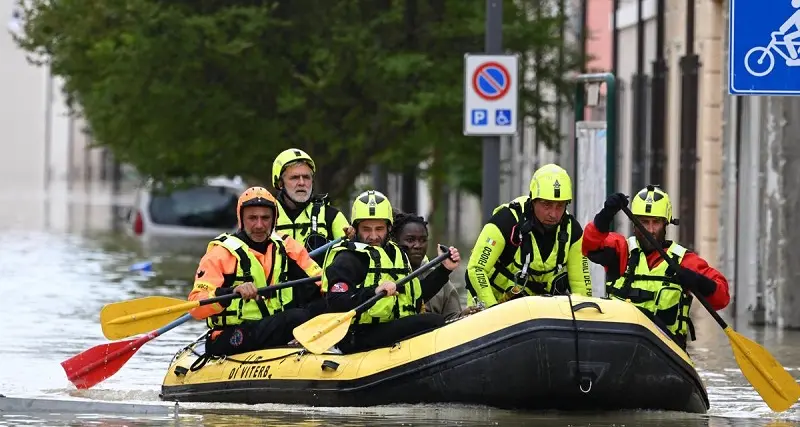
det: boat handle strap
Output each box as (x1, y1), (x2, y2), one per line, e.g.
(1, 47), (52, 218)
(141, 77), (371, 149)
(571, 301), (603, 313)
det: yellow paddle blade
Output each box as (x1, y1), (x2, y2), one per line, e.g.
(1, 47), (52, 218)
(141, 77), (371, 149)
(100, 296), (198, 340)
(725, 326), (800, 412)
(293, 310), (357, 355)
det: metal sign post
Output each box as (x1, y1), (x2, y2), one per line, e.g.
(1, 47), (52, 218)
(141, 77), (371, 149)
(465, 52), (520, 223)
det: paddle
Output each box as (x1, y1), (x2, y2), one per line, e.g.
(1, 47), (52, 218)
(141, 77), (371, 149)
(62, 275), (318, 389)
(61, 313), (192, 390)
(63, 238), (339, 390)
(621, 205), (800, 412)
(293, 244), (452, 355)
(101, 276), (317, 340)
(100, 237), (342, 340)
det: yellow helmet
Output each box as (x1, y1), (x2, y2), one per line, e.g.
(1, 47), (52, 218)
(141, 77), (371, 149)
(351, 190), (393, 225)
(631, 185), (676, 224)
(529, 163), (572, 202)
(272, 148), (316, 189)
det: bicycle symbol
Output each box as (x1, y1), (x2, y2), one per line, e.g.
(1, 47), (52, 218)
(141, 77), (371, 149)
(744, 31), (800, 77)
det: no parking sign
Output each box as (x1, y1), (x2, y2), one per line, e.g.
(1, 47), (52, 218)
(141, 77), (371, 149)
(463, 54), (519, 136)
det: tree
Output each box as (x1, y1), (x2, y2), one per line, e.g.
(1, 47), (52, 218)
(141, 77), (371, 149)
(15, 0), (580, 204)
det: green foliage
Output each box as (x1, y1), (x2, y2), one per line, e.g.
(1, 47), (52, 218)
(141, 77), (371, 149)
(15, 0), (580, 202)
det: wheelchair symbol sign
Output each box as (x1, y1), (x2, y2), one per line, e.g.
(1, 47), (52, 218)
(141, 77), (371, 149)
(495, 109), (512, 126)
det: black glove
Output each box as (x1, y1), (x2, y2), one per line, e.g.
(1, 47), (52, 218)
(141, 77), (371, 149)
(594, 193), (629, 232)
(675, 267), (717, 297)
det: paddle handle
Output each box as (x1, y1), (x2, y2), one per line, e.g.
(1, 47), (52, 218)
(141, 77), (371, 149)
(620, 206), (729, 329)
(351, 245), (452, 316)
(197, 275), (320, 307)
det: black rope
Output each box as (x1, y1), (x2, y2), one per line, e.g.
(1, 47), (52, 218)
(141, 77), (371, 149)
(566, 292), (595, 393)
(183, 332), (304, 372)
(188, 346), (303, 370)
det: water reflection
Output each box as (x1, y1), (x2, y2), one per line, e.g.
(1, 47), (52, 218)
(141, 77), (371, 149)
(0, 184), (798, 426)
(3, 408), (799, 427)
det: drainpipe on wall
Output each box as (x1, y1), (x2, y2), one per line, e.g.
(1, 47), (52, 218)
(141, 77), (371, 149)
(612, 0), (619, 89)
(678, 0), (700, 249)
(650, 0), (667, 187)
(611, 0), (620, 232)
(630, 0), (647, 193)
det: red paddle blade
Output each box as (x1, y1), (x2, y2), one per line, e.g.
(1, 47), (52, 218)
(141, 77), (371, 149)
(61, 335), (150, 389)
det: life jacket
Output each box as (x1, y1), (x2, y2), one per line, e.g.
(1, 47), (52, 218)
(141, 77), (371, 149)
(205, 233), (291, 329)
(489, 196), (574, 297)
(322, 240), (423, 324)
(606, 236), (695, 346)
(275, 195), (335, 251)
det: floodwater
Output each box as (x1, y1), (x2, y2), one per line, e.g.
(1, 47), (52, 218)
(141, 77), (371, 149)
(1, 184), (799, 427)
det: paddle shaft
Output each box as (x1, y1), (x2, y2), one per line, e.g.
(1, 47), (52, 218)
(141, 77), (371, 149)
(351, 246), (452, 316)
(621, 206), (728, 329)
(189, 238), (341, 308)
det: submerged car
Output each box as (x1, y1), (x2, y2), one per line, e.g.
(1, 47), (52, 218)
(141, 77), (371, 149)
(125, 176), (246, 238)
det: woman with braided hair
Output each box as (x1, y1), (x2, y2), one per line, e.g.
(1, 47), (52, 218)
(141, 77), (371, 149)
(391, 210), (479, 321)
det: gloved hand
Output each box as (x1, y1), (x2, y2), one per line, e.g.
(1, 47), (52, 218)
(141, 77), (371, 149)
(675, 267), (717, 296)
(594, 193), (629, 232)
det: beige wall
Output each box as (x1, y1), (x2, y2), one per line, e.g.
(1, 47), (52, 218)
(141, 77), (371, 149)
(665, 0), (725, 261)
(1, 0), (47, 189)
(1, 9), (108, 191)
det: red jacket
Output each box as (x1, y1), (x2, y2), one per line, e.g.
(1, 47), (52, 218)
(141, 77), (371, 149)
(581, 221), (730, 311)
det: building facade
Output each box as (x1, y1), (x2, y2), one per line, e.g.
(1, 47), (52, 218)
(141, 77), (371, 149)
(2, 3), (113, 193)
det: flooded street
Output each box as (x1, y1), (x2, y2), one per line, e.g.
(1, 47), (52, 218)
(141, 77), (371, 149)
(1, 185), (799, 426)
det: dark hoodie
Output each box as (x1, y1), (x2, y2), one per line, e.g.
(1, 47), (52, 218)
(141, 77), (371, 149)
(323, 242), (451, 314)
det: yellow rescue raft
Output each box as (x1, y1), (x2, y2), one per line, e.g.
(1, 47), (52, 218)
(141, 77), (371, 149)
(160, 295), (709, 413)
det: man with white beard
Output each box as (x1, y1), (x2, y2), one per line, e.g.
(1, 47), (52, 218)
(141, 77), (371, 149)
(271, 148), (350, 261)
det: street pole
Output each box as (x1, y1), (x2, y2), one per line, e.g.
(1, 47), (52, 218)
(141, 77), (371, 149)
(371, 165), (387, 194)
(481, 0), (503, 223)
(679, 0), (699, 248)
(650, 0), (667, 187)
(632, 0), (646, 192)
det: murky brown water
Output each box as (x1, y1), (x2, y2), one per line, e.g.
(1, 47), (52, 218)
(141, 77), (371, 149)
(1, 184), (798, 426)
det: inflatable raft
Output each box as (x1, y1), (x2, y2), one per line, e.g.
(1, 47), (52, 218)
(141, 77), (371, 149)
(160, 295), (710, 413)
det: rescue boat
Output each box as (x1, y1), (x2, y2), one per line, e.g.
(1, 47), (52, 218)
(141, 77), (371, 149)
(159, 294), (710, 413)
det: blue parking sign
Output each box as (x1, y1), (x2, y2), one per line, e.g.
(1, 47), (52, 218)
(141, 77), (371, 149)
(471, 109), (488, 126)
